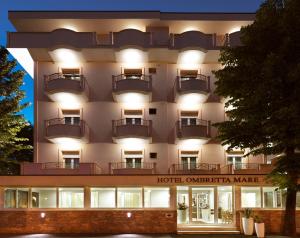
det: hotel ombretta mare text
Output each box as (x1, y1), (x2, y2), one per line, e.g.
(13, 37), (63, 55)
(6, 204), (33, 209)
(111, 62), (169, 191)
(1, 11), (300, 234)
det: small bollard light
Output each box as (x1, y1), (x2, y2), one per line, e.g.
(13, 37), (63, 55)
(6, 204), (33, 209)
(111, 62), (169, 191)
(126, 212), (132, 218)
(40, 212), (46, 218)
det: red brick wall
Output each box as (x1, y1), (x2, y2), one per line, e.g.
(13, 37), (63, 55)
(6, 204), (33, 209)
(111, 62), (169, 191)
(236, 210), (300, 234)
(0, 210), (177, 234)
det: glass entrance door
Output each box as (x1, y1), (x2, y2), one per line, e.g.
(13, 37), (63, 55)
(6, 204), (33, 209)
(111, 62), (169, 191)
(191, 187), (215, 224)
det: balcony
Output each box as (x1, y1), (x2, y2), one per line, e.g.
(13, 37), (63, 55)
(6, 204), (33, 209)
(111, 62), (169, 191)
(109, 162), (156, 175)
(112, 119), (152, 143)
(112, 29), (152, 48)
(176, 119), (211, 141)
(112, 74), (152, 103)
(44, 73), (89, 104)
(221, 163), (274, 174)
(175, 74), (211, 104)
(20, 162), (101, 175)
(171, 31), (214, 50)
(45, 118), (89, 144)
(169, 163), (220, 174)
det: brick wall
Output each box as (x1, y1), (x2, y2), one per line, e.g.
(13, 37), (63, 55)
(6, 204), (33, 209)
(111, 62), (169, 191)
(236, 210), (300, 234)
(0, 210), (177, 234)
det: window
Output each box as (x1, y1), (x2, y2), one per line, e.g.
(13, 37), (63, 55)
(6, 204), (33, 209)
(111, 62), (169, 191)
(117, 187), (142, 208)
(149, 108), (157, 115)
(218, 186), (233, 224)
(144, 187), (170, 208)
(124, 151), (143, 168)
(123, 68), (142, 80)
(123, 109), (143, 125)
(227, 155), (242, 169)
(62, 110), (80, 125)
(61, 68), (80, 80)
(59, 188), (84, 208)
(4, 188), (29, 208)
(180, 111), (198, 126)
(149, 152), (157, 159)
(241, 187), (261, 208)
(180, 151), (198, 170)
(148, 68), (156, 74)
(91, 188), (116, 208)
(62, 151), (80, 169)
(31, 188), (57, 208)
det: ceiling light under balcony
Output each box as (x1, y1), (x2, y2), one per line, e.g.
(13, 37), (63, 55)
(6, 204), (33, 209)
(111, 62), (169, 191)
(116, 92), (148, 109)
(179, 139), (208, 150)
(178, 50), (205, 69)
(50, 92), (82, 109)
(49, 48), (83, 68)
(116, 138), (148, 150)
(52, 137), (82, 151)
(178, 93), (208, 110)
(116, 48), (148, 68)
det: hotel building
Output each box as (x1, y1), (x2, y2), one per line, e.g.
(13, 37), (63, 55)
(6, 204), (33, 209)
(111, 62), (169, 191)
(1, 11), (300, 234)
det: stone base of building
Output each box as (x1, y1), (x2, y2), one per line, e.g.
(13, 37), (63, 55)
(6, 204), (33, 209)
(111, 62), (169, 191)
(0, 210), (299, 234)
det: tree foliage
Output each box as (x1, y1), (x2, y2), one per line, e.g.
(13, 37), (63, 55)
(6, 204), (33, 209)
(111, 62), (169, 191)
(213, 0), (300, 235)
(0, 46), (32, 174)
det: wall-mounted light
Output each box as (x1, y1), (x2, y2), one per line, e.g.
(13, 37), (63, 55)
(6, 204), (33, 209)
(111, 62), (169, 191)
(116, 138), (147, 151)
(126, 212), (132, 218)
(49, 48), (83, 68)
(115, 48), (148, 68)
(52, 137), (82, 151)
(40, 212), (46, 218)
(179, 139), (207, 150)
(177, 50), (205, 70)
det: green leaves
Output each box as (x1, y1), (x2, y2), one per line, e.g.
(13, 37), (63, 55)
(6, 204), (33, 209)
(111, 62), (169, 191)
(0, 46), (32, 172)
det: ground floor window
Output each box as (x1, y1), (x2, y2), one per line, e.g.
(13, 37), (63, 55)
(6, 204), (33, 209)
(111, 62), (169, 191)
(31, 188), (57, 208)
(241, 187), (261, 208)
(4, 188), (29, 208)
(144, 187), (170, 208)
(91, 188), (116, 208)
(58, 188), (84, 208)
(117, 187), (142, 208)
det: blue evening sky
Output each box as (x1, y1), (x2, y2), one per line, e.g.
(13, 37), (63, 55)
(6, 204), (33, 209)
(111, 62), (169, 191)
(0, 0), (263, 123)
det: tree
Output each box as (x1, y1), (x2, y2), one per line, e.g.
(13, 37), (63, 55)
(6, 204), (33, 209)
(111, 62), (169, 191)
(0, 46), (32, 174)
(213, 0), (300, 236)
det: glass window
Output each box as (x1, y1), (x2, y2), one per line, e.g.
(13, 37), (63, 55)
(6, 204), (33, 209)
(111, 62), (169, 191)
(91, 188), (116, 208)
(59, 188), (84, 208)
(177, 186), (189, 224)
(117, 187), (142, 208)
(218, 186), (233, 224)
(4, 188), (29, 208)
(263, 187), (283, 208)
(297, 192), (300, 208)
(144, 187), (170, 208)
(241, 187), (261, 208)
(31, 188), (57, 208)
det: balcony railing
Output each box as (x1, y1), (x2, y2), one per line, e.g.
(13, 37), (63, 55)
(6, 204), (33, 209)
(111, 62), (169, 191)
(176, 74), (210, 93)
(44, 73), (90, 98)
(112, 74), (152, 92)
(45, 118), (89, 141)
(20, 162), (102, 175)
(112, 119), (152, 138)
(221, 163), (274, 174)
(169, 163), (220, 174)
(176, 119), (211, 138)
(109, 162), (156, 175)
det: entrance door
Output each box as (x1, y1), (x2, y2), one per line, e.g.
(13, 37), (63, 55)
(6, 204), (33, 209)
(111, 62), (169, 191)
(191, 187), (215, 224)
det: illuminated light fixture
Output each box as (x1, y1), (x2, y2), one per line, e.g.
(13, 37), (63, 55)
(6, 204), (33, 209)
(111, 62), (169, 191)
(7, 48), (34, 78)
(179, 139), (208, 150)
(115, 48), (147, 68)
(115, 92), (148, 109)
(177, 50), (205, 70)
(51, 137), (82, 150)
(50, 92), (82, 109)
(181, 26), (199, 33)
(49, 48), (83, 68)
(178, 93), (208, 110)
(61, 25), (78, 32)
(116, 138), (148, 150)
(40, 212), (46, 218)
(126, 212), (132, 218)
(125, 24), (145, 31)
(229, 26), (241, 34)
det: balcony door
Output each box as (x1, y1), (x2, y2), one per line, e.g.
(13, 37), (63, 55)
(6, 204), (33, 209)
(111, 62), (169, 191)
(126, 158), (142, 168)
(124, 150), (143, 169)
(181, 156), (197, 170)
(180, 110), (199, 126)
(227, 155), (242, 169)
(62, 151), (80, 169)
(123, 109), (143, 125)
(62, 109), (81, 125)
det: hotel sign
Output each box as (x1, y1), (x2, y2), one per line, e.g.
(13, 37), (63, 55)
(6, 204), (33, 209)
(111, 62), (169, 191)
(157, 176), (263, 184)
